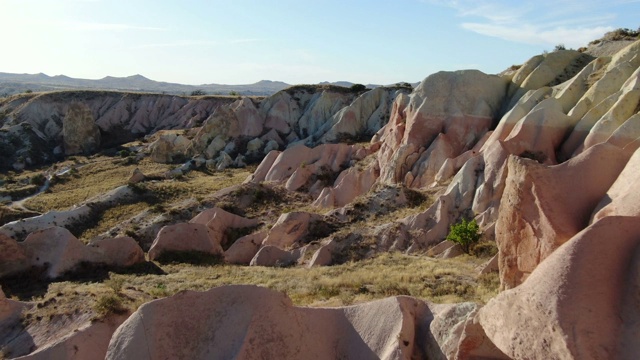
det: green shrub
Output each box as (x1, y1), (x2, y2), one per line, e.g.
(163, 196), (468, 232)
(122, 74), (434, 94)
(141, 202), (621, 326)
(30, 173), (46, 186)
(93, 294), (125, 316)
(350, 84), (366, 92)
(446, 218), (481, 254)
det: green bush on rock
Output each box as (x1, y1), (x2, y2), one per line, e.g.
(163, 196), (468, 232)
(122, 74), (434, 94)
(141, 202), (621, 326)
(446, 218), (481, 254)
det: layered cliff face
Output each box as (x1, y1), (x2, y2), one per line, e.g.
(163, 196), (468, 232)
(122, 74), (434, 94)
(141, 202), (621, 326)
(0, 85), (409, 170)
(0, 91), (237, 168)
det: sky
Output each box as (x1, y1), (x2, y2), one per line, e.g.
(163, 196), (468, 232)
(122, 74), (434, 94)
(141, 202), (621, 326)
(0, 0), (638, 85)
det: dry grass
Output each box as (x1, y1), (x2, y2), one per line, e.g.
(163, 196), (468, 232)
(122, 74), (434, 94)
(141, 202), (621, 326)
(15, 155), (253, 240)
(14, 252), (499, 328)
(22, 157), (171, 212)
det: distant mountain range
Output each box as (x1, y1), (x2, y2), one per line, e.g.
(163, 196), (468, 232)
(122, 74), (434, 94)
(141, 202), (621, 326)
(0, 72), (394, 97)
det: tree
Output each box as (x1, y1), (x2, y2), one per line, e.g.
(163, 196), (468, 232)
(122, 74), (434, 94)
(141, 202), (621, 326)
(554, 44), (566, 51)
(446, 218), (481, 254)
(350, 84), (366, 92)
(190, 89), (206, 96)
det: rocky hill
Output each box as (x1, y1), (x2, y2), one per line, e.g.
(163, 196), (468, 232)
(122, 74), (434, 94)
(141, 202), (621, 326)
(0, 73), (291, 97)
(1, 36), (640, 359)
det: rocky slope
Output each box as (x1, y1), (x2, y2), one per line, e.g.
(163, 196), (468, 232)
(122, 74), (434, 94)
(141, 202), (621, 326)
(1, 37), (640, 359)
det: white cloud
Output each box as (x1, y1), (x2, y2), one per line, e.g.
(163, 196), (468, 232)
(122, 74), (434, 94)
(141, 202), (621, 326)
(427, 0), (624, 47)
(462, 23), (613, 48)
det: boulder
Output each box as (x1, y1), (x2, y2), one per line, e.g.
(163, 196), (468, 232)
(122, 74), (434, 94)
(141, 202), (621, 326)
(105, 285), (439, 359)
(224, 231), (267, 265)
(127, 168), (146, 184)
(245, 137), (264, 156)
(430, 302), (508, 360)
(204, 135), (227, 159)
(308, 240), (336, 267)
(312, 163), (379, 208)
(148, 223), (222, 261)
(190, 207), (260, 249)
(233, 154), (247, 168)
(0, 233), (28, 277)
(480, 216), (640, 359)
(215, 151), (233, 171)
(496, 143), (630, 289)
(0, 286), (24, 340)
(263, 139), (279, 154)
(262, 212), (322, 249)
(149, 133), (190, 163)
(63, 102), (101, 155)
(15, 314), (128, 360)
(88, 237), (145, 267)
(249, 245), (300, 267)
(21, 226), (91, 279)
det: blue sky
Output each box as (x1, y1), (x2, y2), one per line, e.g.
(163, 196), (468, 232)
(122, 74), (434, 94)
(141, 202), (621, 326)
(0, 0), (638, 85)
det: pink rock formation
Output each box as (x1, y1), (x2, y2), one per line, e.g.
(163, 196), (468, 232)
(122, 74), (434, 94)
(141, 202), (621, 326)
(480, 216), (640, 359)
(249, 245), (302, 267)
(0, 227), (145, 279)
(430, 302), (508, 360)
(251, 143), (357, 187)
(88, 237), (145, 267)
(262, 212), (322, 249)
(0, 233), (27, 277)
(105, 285), (440, 359)
(0, 286), (23, 324)
(592, 145), (640, 221)
(308, 240), (336, 267)
(190, 207), (260, 249)
(16, 314), (128, 360)
(21, 227), (92, 279)
(148, 223), (222, 261)
(376, 70), (507, 186)
(501, 98), (574, 164)
(496, 143), (630, 289)
(312, 164), (379, 208)
(224, 230), (267, 265)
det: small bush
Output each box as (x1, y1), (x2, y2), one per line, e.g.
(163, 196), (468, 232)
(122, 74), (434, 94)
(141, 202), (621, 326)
(350, 84), (366, 92)
(446, 218), (481, 254)
(93, 294), (126, 316)
(105, 274), (125, 294)
(29, 173), (46, 186)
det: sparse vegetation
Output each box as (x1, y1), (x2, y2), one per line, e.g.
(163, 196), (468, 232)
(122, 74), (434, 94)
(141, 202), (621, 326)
(29, 173), (46, 186)
(350, 83), (367, 92)
(9, 252), (499, 326)
(446, 218), (481, 255)
(94, 294), (126, 317)
(190, 89), (206, 96)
